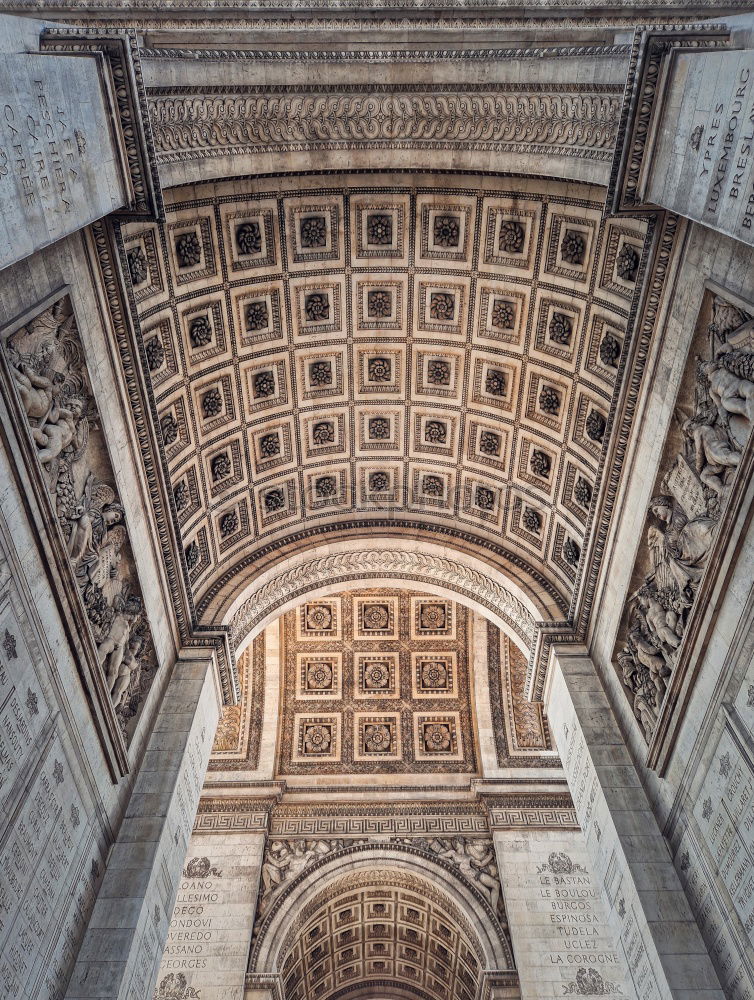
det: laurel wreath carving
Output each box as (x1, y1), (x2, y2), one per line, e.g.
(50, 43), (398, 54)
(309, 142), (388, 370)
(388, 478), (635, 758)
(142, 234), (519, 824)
(228, 548), (536, 647)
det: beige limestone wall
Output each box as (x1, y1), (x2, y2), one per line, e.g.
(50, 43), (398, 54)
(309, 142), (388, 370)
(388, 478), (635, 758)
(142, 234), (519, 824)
(65, 652), (220, 1000)
(0, 230), (182, 997)
(154, 831), (265, 1000)
(0, 15), (129, 270)
(495, 827), (636, 1000)
(582, 218), (754, 997)
(546, 648), (726, 1000)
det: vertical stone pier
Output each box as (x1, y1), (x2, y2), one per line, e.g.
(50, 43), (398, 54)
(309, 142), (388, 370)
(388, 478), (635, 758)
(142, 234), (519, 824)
(65, 650), (220, 1000)
(153, 815), (268, 1000)
(493, 826), (636, 999)
(545, 646), (725, 1000)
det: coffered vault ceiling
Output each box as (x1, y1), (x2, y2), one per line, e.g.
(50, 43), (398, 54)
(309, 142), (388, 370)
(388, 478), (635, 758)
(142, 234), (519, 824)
(268, 874), (494, 1000)
(120, 172), (648, 624)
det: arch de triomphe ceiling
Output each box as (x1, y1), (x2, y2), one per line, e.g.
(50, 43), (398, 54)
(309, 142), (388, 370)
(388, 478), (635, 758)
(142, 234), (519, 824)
(29, 0), (730, 698)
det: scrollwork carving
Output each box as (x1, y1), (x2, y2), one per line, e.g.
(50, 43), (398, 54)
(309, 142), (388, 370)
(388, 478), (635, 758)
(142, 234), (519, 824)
(228, 548), (537, 650)
(149, 90), (620, 165)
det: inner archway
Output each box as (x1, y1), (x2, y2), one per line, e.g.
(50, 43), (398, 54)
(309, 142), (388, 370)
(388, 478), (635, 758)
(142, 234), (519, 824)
(249, 852), (513, 1000)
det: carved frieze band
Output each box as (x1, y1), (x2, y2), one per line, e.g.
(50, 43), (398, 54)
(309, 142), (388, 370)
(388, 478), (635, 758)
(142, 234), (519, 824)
(143, 46), (631, 62)
(228, 548), (537, 650)
(483, 793), (577, 829)
(270, 802), (489, 838)
(193, 796), (276, 833)
(149, 88), (621, 164)
(487, 807), (579, 829)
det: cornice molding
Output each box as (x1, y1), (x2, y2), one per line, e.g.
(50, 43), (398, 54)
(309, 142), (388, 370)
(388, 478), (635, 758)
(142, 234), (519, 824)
(149, 86), (621, 166)
(143, 45), (632, 61)
(41, 26), (163, 220)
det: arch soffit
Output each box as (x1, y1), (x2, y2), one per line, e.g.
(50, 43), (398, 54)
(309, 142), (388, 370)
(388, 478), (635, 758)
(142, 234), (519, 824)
(223, 538), (552, 658)
(250, 844), (513, 974)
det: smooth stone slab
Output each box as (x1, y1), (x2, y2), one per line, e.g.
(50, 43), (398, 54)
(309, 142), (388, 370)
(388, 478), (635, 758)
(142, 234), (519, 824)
(0, 14), (127, 270)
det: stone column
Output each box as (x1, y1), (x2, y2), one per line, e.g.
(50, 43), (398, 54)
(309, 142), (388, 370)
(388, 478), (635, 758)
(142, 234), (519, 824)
(153, 811), (269, 1000)
(492, 825), (635, 999)
(65, 649), (221, 1000)
(545, 646), (724, 1000)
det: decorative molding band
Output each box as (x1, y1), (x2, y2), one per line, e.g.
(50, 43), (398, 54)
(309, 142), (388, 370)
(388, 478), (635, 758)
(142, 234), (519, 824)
(1, 0), (748, 9)
(269, 803), (489, 838)
(482, 793), (578, 829)
(200, 518), (567, 624)
(244, 974), (284, 1000)
(227, 548), (538, 651)
(100, 218), (241, 704)
(193, 811), (270, 832)
(41, 26), (163, 220)
(149, 88), (621, 164)
(487, 806), (579, 829)
(193, 795), (277, 833)
(607, 25), (728, 215)
(143, 45), (632, 62)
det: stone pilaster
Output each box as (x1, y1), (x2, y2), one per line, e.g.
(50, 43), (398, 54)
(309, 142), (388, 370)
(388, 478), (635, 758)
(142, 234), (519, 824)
(546, 646), (725, 1000)
(492, 826), (635, 999)
(153, 804), (270, 1000)
(65, 650), (220, 1000)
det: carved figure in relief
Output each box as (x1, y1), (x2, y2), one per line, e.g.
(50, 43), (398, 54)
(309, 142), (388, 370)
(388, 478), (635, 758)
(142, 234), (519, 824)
(257, 839), (358, 918)
(400, 836), (505, 923)
(31, 393), (85, 464)
(67, 473), (125, 582)
(98, 594), (143, 690)
(11, 362), (62, 423)
(464, 841), (502, 919)
(110, 635), (143, 709)
(617, 649), (658, 740)
(636, 589), (681, 656)
(626, 625), (670, 702)
(683, 406), (740, 495)
(646, 496), (715, 603)
(259, 841), (291, 907)
(2, 297), (157, 738)
(616, 293), (754, 742)
(701, 351), (754, 449)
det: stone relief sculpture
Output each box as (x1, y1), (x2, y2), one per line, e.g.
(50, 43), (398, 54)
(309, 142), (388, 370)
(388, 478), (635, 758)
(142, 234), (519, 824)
(257, 839), (362, 918)
(397, 836), (506, 925)
(1, 296), (157, 741)
(255, 835), (507, 929)
(563, 968), (621, 996)
(616, 293), (754, 741)
(154, 973), (201, 1000)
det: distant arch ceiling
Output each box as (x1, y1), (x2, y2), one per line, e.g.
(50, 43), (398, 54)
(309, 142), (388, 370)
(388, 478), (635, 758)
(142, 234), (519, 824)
(250, 849), (513, 981)
(120, 171), (649, 635)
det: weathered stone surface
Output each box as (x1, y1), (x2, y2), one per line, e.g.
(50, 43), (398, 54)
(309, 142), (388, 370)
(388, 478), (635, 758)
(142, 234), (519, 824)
(0, 15), (127, 269)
